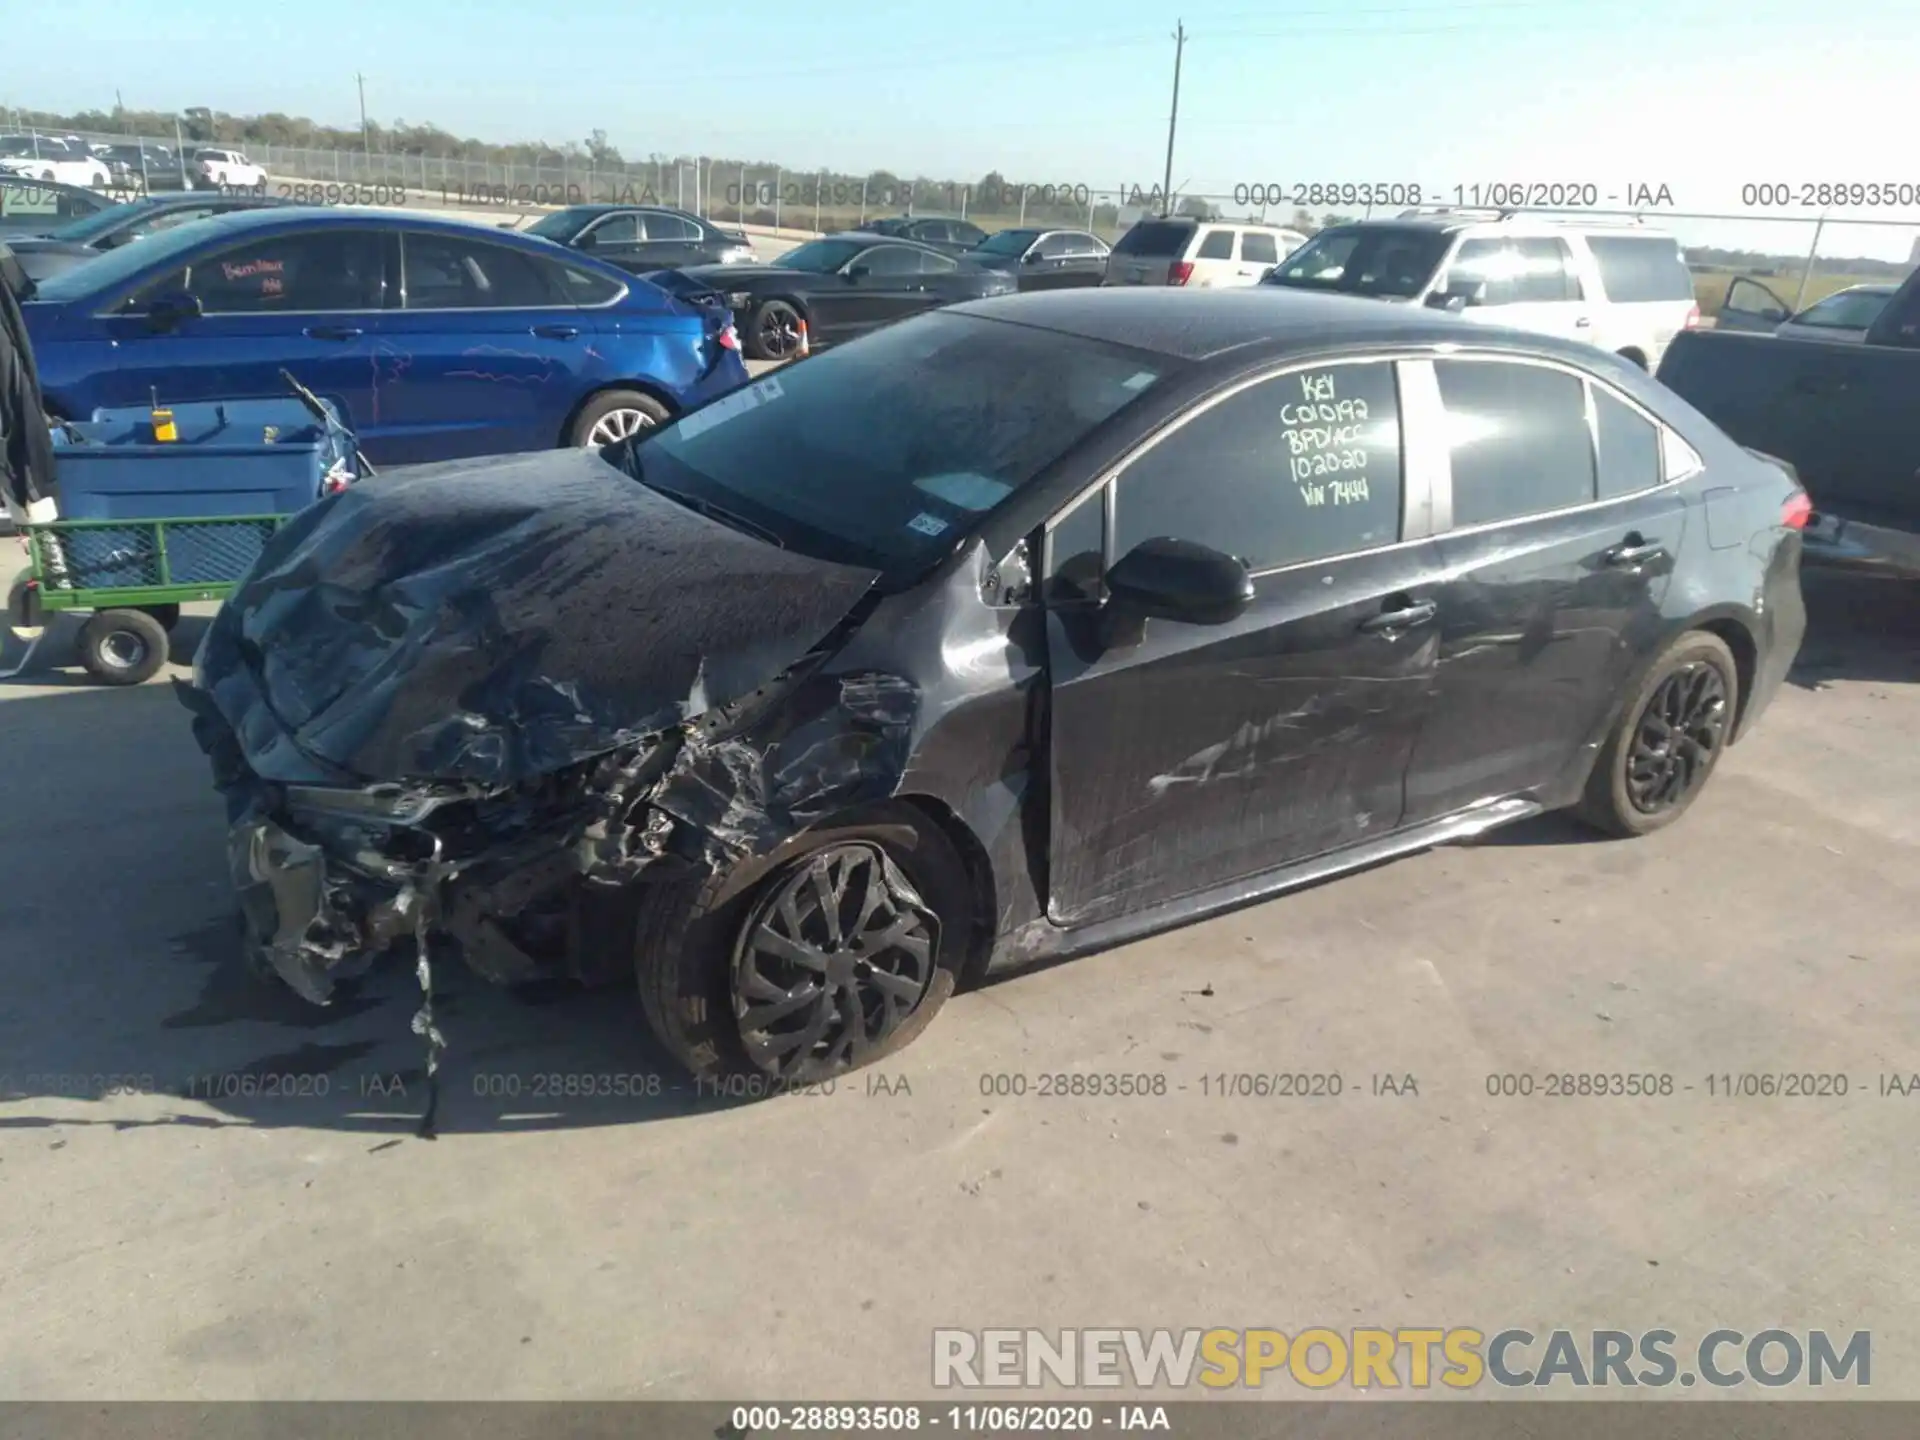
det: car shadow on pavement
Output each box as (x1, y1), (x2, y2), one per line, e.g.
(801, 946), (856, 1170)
(1788, 569), (1920, 690)
(0, 682), (779, 1143)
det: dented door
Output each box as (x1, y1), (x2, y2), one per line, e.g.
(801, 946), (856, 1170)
(1039, 356), (1447, 929)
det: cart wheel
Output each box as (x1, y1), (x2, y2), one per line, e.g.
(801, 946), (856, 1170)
(142, 604), (182, 631)
(78, 609), (171, 686)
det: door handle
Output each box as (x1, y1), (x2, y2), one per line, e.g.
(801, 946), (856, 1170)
(1359, 599), (1437, 633)
(532, 323), (580, 340)
(1574, 316), (1593, 328)
(1604, 537), (1667, 567)
(303, 325), (362, 341)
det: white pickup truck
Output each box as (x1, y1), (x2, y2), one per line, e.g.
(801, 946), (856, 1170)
(190, 148), (267, 190)
(0, 137), (110, 188)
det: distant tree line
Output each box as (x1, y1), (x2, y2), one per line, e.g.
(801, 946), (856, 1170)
(1684, 244), (1909, 279)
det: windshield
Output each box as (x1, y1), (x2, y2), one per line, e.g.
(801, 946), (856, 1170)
(629, 311), (1173, 572)
(1265, 225), (1453, 298)
(774, 238), (868, 273)
(974, 230), (1038, 256)
(1112, 220), (1193, 256)
(525, 207), (597, 240)
(47, 201), (151, 243)
(1794, 289), (1894, 329)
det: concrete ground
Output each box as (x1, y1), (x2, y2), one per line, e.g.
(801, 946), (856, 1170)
(0, 570), (1915, 1401)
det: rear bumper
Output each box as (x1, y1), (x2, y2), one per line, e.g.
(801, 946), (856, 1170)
(1741, 533), (1808, 740)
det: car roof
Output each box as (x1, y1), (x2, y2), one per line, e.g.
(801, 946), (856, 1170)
(820, 230), (953, 255)
(945, 286), (1620, 364)
(1323, 212), (1681, 241)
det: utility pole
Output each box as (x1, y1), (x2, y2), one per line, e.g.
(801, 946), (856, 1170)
(356, 73), (370, 157)
(1161, 20), (1185, 218)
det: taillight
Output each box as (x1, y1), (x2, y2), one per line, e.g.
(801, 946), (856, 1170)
(1780, 491), (1812, 530)
(717, 324), (740, 352)
(1684, 303), (1701, 329)
(1169, 261), (1194, 286)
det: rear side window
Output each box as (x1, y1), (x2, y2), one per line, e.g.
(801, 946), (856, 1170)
(1113, 220), (1193, 257)
(1435, 360), (1595, 526)
(1585, 235), (1694, 302)
(403, 233), (560, 308)
(1112, 361), (1403, 572)
(641, 212), (701, 242)
(1512, 238), (1582, 302)
(1196, 229), (1234, 260)
(1241, 232), (1279, 264)
(1593, 386), (1663, 499)
(560, 264), (624, 305)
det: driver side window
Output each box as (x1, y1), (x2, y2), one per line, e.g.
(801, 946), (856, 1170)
(1109, 362), (1405, 574)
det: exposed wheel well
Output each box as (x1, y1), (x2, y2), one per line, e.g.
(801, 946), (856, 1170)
(557, 382), (679, 447)
(1615, 347), (1649, 369)
(1695, 616), (1759, 737)
(895, 794), (1000, 990)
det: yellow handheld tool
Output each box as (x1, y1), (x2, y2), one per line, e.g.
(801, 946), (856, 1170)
(149, 387), (177, 443)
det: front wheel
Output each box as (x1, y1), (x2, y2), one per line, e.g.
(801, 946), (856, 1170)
(1577, 631), (1739, 837)
(569, 389), (670, 447)
(77, 608), (171, 686)
(635, 813), (975, 1085)
(743, 299), (805, 362)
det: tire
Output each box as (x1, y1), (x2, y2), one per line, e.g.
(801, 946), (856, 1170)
(635, 810), (976, 1085)
(1576, 631), (1739, 838)
(743, 298), (805, 362)
(568, 388), (670, 448)
(77, 608), (171, 686)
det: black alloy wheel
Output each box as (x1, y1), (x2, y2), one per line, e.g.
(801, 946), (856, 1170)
(1625, 661), (1729, 814)
(749, 300), (805, 361)
(730, 842), (939, 1079)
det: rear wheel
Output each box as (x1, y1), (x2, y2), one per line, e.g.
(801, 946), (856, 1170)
(1577, 631), (1738, 837)
(77, 608), (170, 686)
(569, 389), (670, 448)
(635, 811), (975, 1085)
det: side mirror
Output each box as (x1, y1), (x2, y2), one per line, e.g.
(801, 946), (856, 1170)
(1105, 537), (1252, 626)
(845, 263), (871, 281)
(573, 229), (598, 249)
(1427, 279), (1487, 312)
(145, 290), (202, 329)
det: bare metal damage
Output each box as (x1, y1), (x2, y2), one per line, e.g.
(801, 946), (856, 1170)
(180, 451), (925, 1059)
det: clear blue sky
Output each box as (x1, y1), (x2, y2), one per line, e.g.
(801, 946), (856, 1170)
(8, 0), (1917, 259)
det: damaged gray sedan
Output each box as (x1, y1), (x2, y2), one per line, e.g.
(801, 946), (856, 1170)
(183, 288), (1807, 1083)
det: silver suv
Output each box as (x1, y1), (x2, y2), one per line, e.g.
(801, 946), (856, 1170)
(1263, 210), (1701, 369)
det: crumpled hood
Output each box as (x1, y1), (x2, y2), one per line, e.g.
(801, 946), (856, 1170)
(187, 447), (881, 787)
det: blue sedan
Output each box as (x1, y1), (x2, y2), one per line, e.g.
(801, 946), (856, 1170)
(21, 207), (751, 466)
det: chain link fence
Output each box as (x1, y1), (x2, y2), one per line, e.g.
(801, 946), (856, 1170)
(8, 124), (1916, 313)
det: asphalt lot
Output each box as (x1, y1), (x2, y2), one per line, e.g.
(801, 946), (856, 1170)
(0, 568), (1916, 1400)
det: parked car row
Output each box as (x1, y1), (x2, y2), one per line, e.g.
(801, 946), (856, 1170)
(17, 207), (749, 467)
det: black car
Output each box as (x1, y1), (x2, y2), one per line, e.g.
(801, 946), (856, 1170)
(967, 227), (1112, 290)
(0, 175), (111, 239)
(5, 193), (298, 282)
(101, 142), (192, 191)
(522, 204), (755, 273)
(184, 288), (1808, 1086)
(858, 215), (989, 255)
(670, 232), (1016, 360)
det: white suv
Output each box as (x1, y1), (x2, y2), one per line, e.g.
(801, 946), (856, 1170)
(1104, 217), (1308, 289)
(1263, 211), (1701, 369)
(191, 148), (267, 190)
